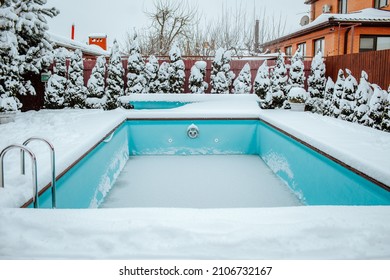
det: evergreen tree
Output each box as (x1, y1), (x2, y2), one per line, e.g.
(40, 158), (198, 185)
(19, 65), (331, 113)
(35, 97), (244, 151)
(253, 60), (270, 106)
(352, 71), (373, 124)
(65, 49), (87, 108)
(44, 47), (68, 109)
(125, 34), (146, 94)
(210, 48), (235, 94)
(307, 51), (326, 113)
(157, 61), (170, 93)
(86, 55), (107, 109)
(0, 0), (22, 112)
(105, 40), (124, 110)
(322, 77), (334, 116)
(288, 46), (305, 90)
(189, 61), (208, 94)
(233, 63), (251, 94)
(331, 69), (345, 118)
(144, 55), (159, 93)
(269, 51), (288, 108)
(367, 85), (386, 129)
(168, 42), (185, 93)
(382, 86), (390, 132)
(339, 69), (357, 121)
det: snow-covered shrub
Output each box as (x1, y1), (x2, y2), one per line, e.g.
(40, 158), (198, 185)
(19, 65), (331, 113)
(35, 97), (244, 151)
(253, 60), (270, 101)
(306, 51), (326, 113)
(287, 87), (307, 103)
(125, 34), (146, 94)
(169, 43), (185, 93)
(288, 47), (305, 90)
(44, 48), (68, 109)
(269, 51), (288, 108)
(189, 61), (208, 94)
(331, 69), (345, 118)
(339, 69), (357, 121)
(322, 77), (335, 116)
(367, 85), (387, 129)
(105, 40), (124, 110)
(157, 62), (170, 93)
(352, 71), (373, 124)
(382, 86), (390, 132)
(233, 63), (251, 94)
(144, 55), (159, 93)
(85, 56), (107, 109)
(210, 48), (235, 94)
(65, 49), (87, 108)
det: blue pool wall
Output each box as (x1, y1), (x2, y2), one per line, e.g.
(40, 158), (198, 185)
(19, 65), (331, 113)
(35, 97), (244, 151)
(31, 118), (390, 208)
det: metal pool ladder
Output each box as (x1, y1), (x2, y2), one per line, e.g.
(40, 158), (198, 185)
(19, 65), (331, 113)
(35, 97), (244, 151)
(0, 137), (56, 208)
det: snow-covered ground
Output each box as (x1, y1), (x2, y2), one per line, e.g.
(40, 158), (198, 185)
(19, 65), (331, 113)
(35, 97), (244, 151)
(0, 94), (390, 259)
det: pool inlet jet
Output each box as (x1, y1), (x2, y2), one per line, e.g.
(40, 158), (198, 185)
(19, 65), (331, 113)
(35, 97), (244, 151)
(187, 124), (199, 139)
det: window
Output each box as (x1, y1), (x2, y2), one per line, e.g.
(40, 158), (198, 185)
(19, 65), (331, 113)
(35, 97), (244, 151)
(338, 0), (347, 14)
(285, 46), (292, 57)
(359, 36), (390, 52)
(375, 0), (389, 8)
(297, 42), (306, 57)
(314, 38), (325, 54)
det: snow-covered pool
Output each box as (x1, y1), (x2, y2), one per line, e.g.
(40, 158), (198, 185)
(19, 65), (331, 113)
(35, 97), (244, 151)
(130, 101), (191, 109)
(30, 118), (390, 209)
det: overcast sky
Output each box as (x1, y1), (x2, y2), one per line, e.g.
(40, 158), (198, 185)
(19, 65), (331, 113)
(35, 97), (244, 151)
(45, 0), (309, 47)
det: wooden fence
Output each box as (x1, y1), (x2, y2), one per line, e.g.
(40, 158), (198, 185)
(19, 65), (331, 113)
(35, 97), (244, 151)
(325, 49), (390, 90)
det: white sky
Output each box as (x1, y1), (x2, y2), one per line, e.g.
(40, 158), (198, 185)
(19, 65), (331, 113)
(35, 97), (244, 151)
(45, 0), (309, 48)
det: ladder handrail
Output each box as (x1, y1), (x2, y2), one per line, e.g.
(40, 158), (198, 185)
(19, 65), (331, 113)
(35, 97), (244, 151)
(21, 137), (56, 208)
(0, 144), (39, 208)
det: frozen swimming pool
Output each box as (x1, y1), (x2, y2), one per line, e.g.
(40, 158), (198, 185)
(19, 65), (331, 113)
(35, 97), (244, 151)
(29, 118), (390, 209)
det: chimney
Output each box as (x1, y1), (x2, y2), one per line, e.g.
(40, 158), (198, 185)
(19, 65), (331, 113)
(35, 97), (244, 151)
(254, 20), (260, 53)
(71, 23), (75, 40)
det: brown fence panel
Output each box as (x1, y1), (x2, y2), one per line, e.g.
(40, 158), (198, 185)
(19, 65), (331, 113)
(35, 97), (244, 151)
(325, 49), (390, 90)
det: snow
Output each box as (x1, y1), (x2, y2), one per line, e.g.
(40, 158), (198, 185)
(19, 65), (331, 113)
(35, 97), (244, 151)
(1, 95), (390, 259)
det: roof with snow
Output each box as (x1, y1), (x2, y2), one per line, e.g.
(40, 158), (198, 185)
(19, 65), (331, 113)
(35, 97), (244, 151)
(88, 33), (107, 38)
(48, 32), (110, 57)
(262, 8), (390, 46)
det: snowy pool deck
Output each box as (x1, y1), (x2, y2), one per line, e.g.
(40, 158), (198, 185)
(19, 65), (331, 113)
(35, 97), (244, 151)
(1, 94), (390, 259)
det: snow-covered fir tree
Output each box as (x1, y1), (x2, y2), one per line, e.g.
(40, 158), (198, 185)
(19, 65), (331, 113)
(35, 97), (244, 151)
(306, 51), (326, 113)
(64, 49), (87, 108)
(322, 77), (334, 116)
(144, 55), (159, 93)
(105, 40), (124, 110)
(268, 51), (288, 108)
(44, 47), (68, 109)
(288, 47), (305, 89)
(125, 33), (146, 94)
(233, 63), (251, 94)
(382, 86), (390, 132)
(331, 69), (345, 118)
(210, 48), (235, 94)
(367, 85), (387, 129)
(0, 0), (22, 112)
(352, 71), (373, 124)
(189, 61), (208, 94)
(253, 61), (270, 99)
(157, 61), (170, 93)
(85, 55), (107, 109)
(339, 69), (357, 121)
(168, 43), (185, 93)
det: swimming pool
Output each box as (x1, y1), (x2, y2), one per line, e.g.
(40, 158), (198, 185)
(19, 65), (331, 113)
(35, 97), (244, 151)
(28, 118), (390, 208)
(130, 101), (191, 109)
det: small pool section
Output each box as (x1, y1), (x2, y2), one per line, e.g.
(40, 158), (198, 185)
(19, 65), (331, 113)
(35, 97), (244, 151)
(130, 101), (190, 109)
(31, 118), (390, 208)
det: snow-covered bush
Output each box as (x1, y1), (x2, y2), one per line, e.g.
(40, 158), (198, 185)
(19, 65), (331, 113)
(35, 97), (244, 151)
(382, 87), (390, 132)
(339, 69), (357, 121)
(44, 48), (68, 109)
(189, 61), (208, 94)
(288, 47), (305, 89)
(253, 60), (270, 101)
(125, 34), (146, 94)
(65, 49), (87, 108)
(367, 85), (387, 129)
(210, 48), (235, 94)
(169, 43), (185, 93)
(287, 87), (307, 103)
(105, 40), (124, 110)
(86, 56), (107, 109)
(233, 63), (251, 94)
(157, 62), (170, 93)
(352, 71), (373, 124)
(331, 69), (345, 118)
(268, 51), (288, 108)
(144, 55), (159, 93)
(307, 51), (326, 113)
(322, 77), (335, 116)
